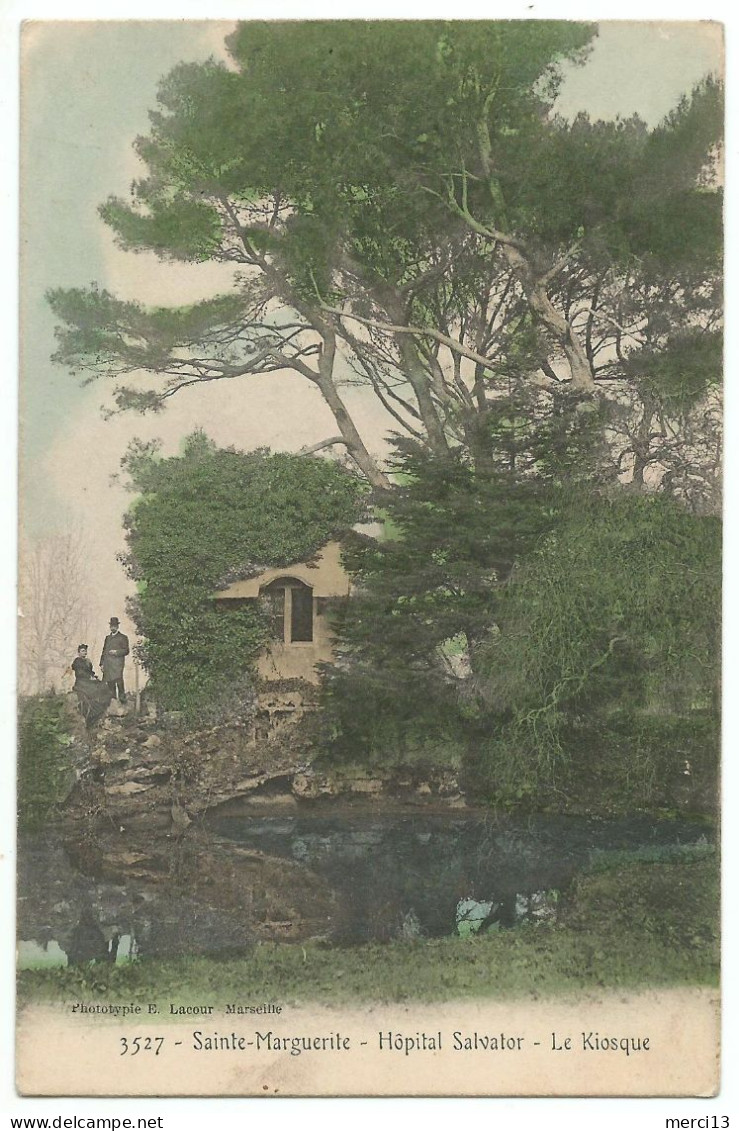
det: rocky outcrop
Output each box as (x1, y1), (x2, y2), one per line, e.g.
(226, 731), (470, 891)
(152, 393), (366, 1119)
(60, 681), (466, 836)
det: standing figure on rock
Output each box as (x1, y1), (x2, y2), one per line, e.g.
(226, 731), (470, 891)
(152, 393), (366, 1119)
(100, 616), (130, 704)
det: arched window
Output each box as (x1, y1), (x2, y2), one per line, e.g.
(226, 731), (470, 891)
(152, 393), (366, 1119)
(259, 576), (314, 644)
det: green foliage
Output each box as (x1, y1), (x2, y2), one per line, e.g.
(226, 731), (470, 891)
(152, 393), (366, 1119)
(47, 285), (248, 393)
(94, 19), (713, 319)
(101, 195), (223, 262)
(122, 433), (364, 716)
(47, 22), (721, 504)
(219, 21), (596, 253)
(120, 21), (594, 273)
(323, 415), (719, 814)
(42, 24), (722, 809)
(562, 855), (719, 959)
(18, 696), (75, 832)
(472, 492), (721, 808)
(626, 329), (722, 411)
(521, 79), (722, 263)
(323, 392), (609, 765)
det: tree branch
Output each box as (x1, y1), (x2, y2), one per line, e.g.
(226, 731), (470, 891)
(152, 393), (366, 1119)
(538, 242), (582, 287)
(422, 178), (524, 251)
(320, 303), (501, 374)
(298, 436), (347, 456)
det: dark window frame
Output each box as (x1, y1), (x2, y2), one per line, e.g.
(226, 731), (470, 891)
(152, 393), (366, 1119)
(259, 576), (314, 644)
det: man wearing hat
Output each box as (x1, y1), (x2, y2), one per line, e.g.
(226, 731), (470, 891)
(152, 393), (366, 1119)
(100, 617), (130, 703)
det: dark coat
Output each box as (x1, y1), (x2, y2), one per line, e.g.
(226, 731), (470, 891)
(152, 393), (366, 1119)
(71, 656), (94, 683)
(100, 631), (130, 681)
(71, 655), (111, 726)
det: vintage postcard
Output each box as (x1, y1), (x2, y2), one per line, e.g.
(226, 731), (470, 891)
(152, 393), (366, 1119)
(15, 18), (724, 1099)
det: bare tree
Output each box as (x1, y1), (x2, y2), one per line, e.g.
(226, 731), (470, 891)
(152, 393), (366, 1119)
(18, 531), (92, 695)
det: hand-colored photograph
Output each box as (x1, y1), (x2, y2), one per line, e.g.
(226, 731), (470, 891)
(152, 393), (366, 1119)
(16, 19), (723, 1097)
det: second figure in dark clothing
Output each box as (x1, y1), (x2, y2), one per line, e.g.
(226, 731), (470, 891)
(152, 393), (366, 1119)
(71, 644), (112, 728)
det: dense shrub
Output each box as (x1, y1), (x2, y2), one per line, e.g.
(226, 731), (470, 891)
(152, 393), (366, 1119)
(471, 493), (721, 809)
(121, 432), (365, 717)
(322, 426), (720, 812)
(18, 695), (75, 832)
(321, 396), (610, 770)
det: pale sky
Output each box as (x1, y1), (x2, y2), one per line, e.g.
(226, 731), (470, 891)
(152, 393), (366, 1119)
(18, 20), (724, 642)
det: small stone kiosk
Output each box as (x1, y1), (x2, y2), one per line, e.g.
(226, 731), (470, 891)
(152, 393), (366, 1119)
(213, 540), (350, 684)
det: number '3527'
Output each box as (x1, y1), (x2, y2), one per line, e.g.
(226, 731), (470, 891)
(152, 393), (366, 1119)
(119, 1036), (165, 1056)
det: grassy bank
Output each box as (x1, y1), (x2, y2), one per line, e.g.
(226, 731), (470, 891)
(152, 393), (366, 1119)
(17, 854), (718, 1007)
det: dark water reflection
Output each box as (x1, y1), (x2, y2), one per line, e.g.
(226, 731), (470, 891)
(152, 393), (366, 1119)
(17, 808), (710, 967)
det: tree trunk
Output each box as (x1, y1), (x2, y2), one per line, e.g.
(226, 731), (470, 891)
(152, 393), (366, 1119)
(461, 407), (495, 475)
(396, 336), (451, 455)
(475, 114), (596, 394)
(630, 394), (657, 490)
(315, 375), (391, 489)
(500, 243), (596, 393)
(315, 334), (392, 490)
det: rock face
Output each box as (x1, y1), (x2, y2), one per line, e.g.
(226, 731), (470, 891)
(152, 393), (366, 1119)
(60, 679), (465, 837)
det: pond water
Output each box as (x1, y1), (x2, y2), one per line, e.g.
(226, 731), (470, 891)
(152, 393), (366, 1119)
(17, 808), (711, 968)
